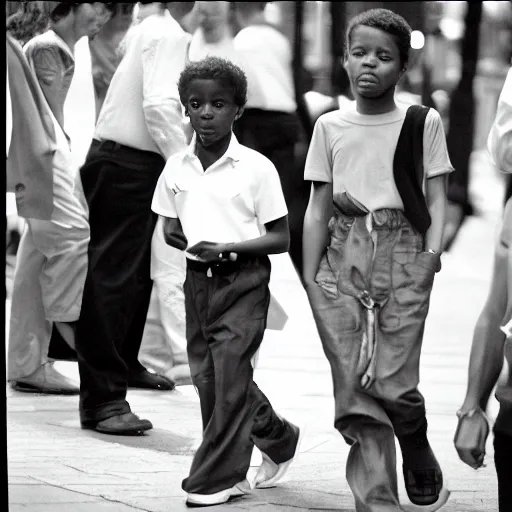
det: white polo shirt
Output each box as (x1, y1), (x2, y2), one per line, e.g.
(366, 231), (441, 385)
(152, 133), (288, 255)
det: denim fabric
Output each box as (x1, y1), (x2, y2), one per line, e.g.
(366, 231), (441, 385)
(182, 257), (298, 495)
(310, 195), (439, 511)
(77, 140), (165, 424)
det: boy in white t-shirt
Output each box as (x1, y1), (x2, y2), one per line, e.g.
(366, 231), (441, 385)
(152, 56), (301, 508)
(303, 9), (453, 512)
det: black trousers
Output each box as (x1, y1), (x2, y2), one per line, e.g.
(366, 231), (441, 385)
(181, 257), (298, 495)
(76, 140), (165, 424)
(234, 109), (309, 275)
(495, 401), (512, 512)
(505, 174), (512, 206)
(495, 431), (512, 512)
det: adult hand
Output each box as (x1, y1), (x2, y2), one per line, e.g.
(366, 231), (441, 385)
(454, 408), (490, 469)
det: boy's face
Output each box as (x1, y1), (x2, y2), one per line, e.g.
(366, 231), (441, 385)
(185, 79), (243, 147)
(344, 25), (405, 100)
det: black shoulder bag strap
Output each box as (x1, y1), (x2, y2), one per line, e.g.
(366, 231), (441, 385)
(393, 105), (431, 235)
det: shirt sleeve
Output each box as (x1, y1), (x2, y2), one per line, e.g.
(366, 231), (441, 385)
(488, 68), (512, 174)
(141, 23), (190, 160)
(151, 161), (178, 218)
(304, 116), (333, 182)
(253, 158), (288, 225)
(6, 58), (12, 158)
(423, 108), (455, 178)
(28, 45), (68, 127)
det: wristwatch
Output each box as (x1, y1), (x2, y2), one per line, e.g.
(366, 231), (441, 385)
(427, 249), (438, 254)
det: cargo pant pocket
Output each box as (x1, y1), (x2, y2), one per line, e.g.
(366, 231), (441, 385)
(392, 251), (437, 309)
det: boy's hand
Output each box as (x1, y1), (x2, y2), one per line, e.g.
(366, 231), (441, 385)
(187, 241), (236, 263)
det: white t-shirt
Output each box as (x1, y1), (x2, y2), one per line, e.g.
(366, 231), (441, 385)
(304, 103), (454, 212)
(233, 24), (296, 113)
(152, 134), (288, 254)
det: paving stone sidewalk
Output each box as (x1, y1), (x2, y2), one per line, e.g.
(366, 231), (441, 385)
(6, 149), (505, 511)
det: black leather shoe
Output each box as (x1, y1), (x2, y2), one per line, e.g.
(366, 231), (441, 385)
(128, 369), (175, 390)
(81, 413), (153, 435)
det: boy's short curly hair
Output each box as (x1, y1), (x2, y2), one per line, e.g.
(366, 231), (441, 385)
(178, 56), (248, 107)
(346, 8), (412, 67)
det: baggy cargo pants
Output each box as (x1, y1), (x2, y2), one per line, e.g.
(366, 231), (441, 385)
(309, 195), (440, 511)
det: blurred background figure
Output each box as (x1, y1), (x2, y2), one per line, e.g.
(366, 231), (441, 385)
(89, 4), (134, 118)
(74, 0), (194, 435)
(6, 1), (57, 259)
(232, 1), (307, 275)
(64, 3), (116, 171)
(187, 1), (236, 61)
(455, 65), (511, 512)
(6, 1), (109, 394)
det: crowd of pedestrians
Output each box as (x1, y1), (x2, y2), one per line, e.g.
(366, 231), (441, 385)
(5, 2), (511, 511)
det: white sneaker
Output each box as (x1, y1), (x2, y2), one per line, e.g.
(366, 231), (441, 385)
(254, 423), (304, 489)
(186, 479), (251, 507)
(402, 485), (450, 512)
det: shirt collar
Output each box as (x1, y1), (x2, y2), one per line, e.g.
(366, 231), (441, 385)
(185, 132), (242, 164)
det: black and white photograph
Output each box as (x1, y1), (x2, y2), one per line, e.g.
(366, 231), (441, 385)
(4, 1), (512, 511)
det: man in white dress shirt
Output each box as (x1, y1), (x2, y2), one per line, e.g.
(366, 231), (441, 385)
(76, 2), (191, 435)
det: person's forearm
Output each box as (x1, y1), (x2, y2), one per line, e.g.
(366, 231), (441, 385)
(462, 308), (506, 411)
(302, 209), (329, 286)
(163, 216), (187, 250)
(462, 242), (509, 410)
(225, 231), (289, 257)
(425, 176), (447, 252)
(144, 101), (188, 160)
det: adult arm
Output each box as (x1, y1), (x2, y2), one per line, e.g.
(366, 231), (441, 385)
(454, 234), (508, 469)
(141, 24), (189, 160)
(459, 72), (511, 411)
(488, 67), (512, 174)
(30, 46), (67, 128)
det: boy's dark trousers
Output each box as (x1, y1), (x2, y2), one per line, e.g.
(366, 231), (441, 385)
(310, 203), (439, 512)
(182, 256), (298, 494)
(76, 140), (165, 425)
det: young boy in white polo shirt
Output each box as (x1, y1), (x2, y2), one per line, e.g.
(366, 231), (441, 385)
(152, 56), (301, 508)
